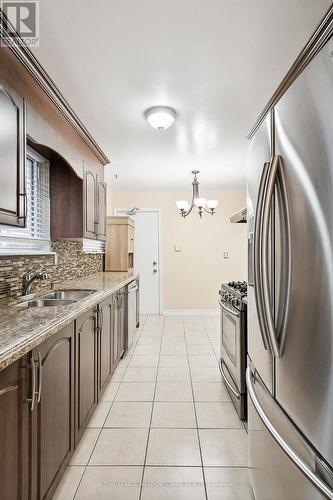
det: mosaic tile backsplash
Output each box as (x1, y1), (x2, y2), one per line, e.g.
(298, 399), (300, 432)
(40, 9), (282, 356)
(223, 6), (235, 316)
(0, 240), (103, 299)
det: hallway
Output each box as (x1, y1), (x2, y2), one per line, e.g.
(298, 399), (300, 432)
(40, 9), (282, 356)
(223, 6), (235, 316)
(53, 315), (253, 499)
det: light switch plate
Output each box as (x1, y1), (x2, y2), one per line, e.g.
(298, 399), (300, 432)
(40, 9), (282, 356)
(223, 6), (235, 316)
(175, 245), (182, 252)
(223, 252), (229, 259)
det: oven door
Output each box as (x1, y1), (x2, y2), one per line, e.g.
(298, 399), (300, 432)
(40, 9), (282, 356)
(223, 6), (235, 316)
(219, 299), (243, 392)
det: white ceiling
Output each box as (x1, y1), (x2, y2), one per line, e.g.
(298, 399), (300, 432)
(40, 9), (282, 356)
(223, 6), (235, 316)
(32, 0), (330, 190)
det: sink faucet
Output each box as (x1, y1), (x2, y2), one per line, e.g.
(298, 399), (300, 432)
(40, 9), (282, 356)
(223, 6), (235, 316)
(22, 269), (49, 296)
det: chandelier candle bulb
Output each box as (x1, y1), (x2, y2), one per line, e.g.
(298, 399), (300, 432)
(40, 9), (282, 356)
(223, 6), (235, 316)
(176, 200), (190, 210)
(176, 171), (219, 218)
(194, 198), (207, 208)
(207, 199), (219, 209)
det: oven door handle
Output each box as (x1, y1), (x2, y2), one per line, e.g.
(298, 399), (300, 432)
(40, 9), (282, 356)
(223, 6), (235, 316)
(219, 300), (240, 318)
(219, 358), (241, 399)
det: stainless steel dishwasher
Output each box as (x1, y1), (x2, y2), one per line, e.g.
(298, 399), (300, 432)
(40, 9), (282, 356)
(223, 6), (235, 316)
(127, 280), (139, 349)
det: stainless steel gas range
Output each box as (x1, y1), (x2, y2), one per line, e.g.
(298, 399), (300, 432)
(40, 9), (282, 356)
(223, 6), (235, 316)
(218, 281), (247, 420)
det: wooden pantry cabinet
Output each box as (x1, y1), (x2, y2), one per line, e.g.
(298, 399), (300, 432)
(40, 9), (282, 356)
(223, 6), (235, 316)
(105, 216), (135, 271)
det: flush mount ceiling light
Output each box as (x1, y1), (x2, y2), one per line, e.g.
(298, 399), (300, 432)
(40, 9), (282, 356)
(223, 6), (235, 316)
(145, 106), (176, 130)
(176, 170), (219, 218)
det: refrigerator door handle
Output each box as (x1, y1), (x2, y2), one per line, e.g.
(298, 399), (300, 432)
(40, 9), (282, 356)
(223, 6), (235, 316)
(253, 161), (270, 350)
(261, 155), (291, 357)
(246, 367), (333, 500)
(274, 158), (292, 354)
(261, 155), (282, 356)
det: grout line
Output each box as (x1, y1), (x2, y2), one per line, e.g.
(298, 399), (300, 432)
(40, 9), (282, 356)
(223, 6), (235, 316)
(72, 326), (142, 499)
(185, 317), (209, 500)
(66, 315), (231, 499)
(139, 315), (165, 500)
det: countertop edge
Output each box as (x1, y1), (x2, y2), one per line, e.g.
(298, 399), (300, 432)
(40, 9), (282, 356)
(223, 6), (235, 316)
(0, 273), (139, 371)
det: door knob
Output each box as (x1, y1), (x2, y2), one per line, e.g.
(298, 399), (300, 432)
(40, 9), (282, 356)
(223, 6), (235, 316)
(153, 261), (157, 266)
(153, 269), (158, 273)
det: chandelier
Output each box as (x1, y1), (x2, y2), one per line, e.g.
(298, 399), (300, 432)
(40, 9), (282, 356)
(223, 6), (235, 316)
(176, 170), (219, 218)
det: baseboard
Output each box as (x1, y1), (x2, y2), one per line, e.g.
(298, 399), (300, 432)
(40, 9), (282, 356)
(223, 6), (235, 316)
(162, 309), (219, 316)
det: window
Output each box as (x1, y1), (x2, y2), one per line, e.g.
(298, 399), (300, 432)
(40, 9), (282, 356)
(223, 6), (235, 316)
(0, 147), (51, 254)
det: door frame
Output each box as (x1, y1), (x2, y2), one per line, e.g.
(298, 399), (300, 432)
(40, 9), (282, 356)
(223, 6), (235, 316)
(113, 207), (162, 315)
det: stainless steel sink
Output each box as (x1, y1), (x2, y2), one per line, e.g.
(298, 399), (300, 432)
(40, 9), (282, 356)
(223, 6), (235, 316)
(12, 289), (96, 309)
(41, 289), (96, 300)
(14, 298), (76, 309)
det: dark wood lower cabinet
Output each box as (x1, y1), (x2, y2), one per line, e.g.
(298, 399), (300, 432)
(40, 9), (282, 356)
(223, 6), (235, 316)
(30, 323), (75, 500)
(117, 288), (126, 361)
(0, 284), (132, 500)
(75, 308), (98, 445)
(0, 356), (29, 500)
(97, 297), (113, 398)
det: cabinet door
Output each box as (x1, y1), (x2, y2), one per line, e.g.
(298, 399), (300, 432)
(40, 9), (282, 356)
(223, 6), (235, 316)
(83, 167), (97, 239)
(75, 309), (98, 445)
(98, 298), (113, 398)
(96, 181), (107, 241)
(112, 293), (119, 367)
(117, 289), (126, 360)
(0, 84), (26, 227)
(31, 324), (75, 500)
(0, 356), (29, 500)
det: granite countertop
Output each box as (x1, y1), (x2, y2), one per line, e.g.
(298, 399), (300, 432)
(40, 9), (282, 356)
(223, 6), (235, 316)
(0, 271), (138, 371)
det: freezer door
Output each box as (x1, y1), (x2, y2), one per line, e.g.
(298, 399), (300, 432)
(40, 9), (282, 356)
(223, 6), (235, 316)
(247, 113), (274, 393)
(274, 38), (333, 468)
(247, 364), (331, 500)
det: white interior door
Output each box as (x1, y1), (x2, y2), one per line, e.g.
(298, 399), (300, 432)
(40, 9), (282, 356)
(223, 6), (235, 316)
(114, 209), (160, 314)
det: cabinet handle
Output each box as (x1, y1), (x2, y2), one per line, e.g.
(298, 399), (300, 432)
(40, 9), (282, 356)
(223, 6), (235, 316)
(37, 351), (42, 404)
(0, 385), (18, 397)
(27, 356), (36, 411)
(18, 193), (27, 220)
(97, 308), (104, 331)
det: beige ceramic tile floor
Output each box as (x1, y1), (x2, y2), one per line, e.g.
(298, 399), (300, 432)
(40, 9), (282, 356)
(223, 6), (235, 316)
(52, 314), (254, 500)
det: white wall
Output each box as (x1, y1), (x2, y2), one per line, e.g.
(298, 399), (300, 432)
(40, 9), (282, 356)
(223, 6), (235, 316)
(109, 190), (247, 312)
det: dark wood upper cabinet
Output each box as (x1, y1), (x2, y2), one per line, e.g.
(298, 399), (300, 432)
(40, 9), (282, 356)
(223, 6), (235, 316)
(30, 323), (75, 500)
(49, 153), (106, 241)
(75, 308), (98, 445)
(83, 167), (97, 239)
(0, 356), (29, 500)
(0, 83), (26, 227)
(96, 181), (107, 240)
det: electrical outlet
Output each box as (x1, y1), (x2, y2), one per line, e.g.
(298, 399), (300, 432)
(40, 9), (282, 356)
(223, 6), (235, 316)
(223, 252), (229, 259)
(175, 245), (182, 252)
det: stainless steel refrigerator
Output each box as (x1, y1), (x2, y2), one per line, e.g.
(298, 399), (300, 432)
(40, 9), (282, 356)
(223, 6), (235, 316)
(247, 36), (333, 500)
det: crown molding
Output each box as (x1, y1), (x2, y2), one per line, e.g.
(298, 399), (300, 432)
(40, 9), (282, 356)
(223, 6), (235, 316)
(0, 10), (110, 165)
(248, 5), (333, 139)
